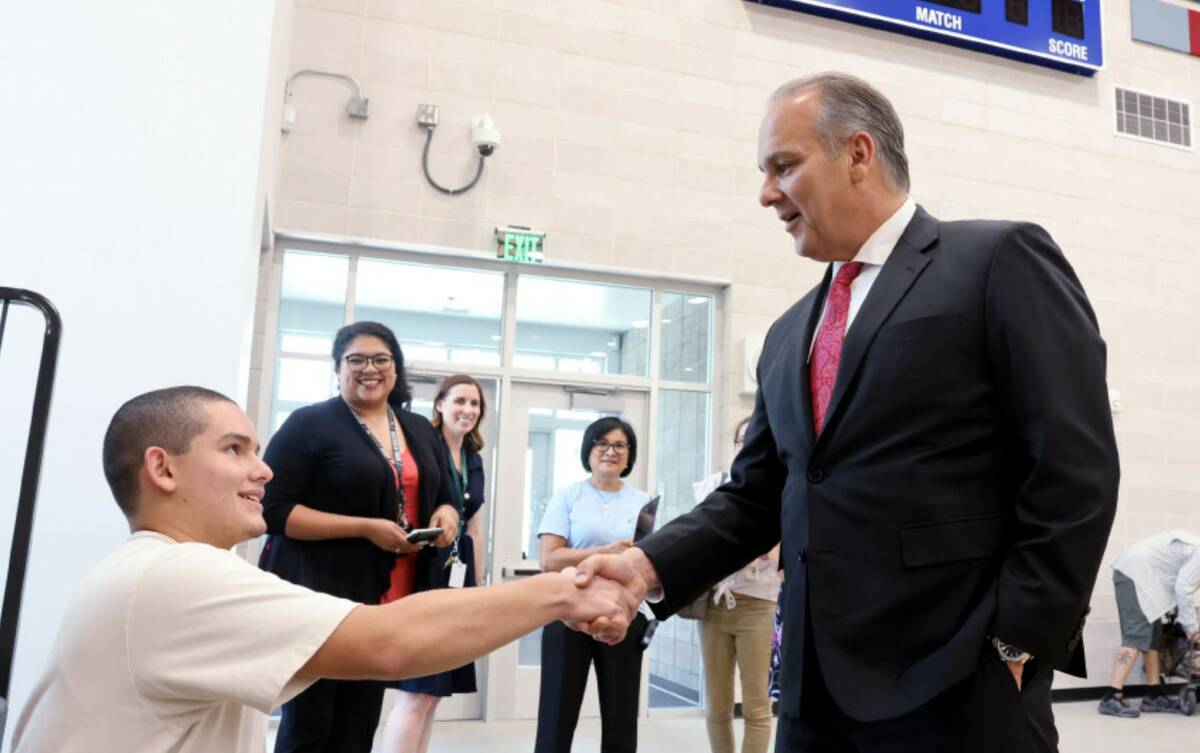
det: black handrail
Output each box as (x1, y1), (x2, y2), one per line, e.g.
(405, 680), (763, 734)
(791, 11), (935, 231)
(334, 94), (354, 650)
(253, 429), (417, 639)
(0, 288), (62, 737)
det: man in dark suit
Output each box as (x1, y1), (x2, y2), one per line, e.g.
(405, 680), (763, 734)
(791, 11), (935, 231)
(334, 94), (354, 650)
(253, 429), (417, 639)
(575, 73), (1119, 751)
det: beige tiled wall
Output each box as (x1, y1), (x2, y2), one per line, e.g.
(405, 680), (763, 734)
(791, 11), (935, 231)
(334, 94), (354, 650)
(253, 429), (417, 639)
(273, 0), (1200, 688)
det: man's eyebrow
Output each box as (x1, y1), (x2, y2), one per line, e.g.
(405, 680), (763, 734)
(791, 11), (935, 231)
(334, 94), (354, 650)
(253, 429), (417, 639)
(219, 432), (254, 446)
(758, 150), (793, 172)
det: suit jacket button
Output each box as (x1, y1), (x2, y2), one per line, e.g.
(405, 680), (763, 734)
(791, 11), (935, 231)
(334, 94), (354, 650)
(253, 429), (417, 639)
(807, 468), (824, 483)
(799, 548), (808, 563)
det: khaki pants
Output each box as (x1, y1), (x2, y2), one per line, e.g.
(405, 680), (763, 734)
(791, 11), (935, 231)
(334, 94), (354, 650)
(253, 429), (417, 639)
(698, 594), (776, 753)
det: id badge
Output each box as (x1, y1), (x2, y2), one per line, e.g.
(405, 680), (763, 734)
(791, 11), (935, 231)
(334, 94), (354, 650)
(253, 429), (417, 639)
(448, 561), (468, 589)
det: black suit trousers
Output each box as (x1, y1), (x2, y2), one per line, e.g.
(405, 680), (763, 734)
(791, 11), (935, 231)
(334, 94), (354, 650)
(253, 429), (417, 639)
(534, 614), (646, 753)
(273, 678), (385, 753)
(777, 614), (1057, 753)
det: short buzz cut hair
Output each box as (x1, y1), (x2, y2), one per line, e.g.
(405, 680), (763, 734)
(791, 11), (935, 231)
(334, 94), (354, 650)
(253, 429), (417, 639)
(770, 72), (910, 193)
(102, 386), (235, 517)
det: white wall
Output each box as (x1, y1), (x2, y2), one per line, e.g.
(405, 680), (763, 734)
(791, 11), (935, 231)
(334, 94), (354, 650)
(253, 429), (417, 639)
(0, 2), (284, 746)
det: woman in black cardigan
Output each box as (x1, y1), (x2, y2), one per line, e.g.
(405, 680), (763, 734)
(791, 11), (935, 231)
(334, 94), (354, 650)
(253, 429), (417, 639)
(260, 321), (459, 753)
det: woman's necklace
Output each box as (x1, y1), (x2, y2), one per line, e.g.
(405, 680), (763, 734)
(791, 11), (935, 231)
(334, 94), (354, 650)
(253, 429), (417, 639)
(590, 479), (621, 509)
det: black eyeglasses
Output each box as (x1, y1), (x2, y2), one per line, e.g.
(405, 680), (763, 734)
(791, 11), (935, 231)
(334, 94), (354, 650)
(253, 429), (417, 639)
(343, 354), (395, 372)
(594, 440), (630, 455)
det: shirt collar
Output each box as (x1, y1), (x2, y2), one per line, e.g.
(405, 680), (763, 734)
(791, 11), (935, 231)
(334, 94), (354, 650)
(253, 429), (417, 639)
(834, 197), (917, 273)
(131, 530), (179, 544)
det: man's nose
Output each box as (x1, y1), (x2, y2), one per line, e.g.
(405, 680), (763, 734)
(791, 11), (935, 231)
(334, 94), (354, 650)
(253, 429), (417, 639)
(254, 456), (274, 483)
(759, 178), (780, 207)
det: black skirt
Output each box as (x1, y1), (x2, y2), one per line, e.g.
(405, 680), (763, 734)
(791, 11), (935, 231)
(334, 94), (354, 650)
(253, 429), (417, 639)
(389, 533), (479, 696)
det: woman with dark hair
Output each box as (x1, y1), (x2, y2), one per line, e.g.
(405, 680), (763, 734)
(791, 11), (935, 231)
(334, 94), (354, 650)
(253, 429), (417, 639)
(259, 321), (459, 753)
(534, 416), (650, 753)
(382, 374), (488, 753)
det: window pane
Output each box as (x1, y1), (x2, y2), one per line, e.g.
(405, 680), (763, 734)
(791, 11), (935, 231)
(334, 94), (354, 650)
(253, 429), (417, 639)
(276, 358), (335, 403)
(356, 258), (504, 367)
(648, 389), (711, 709)
(660, 292), (712, 383)
(269, 357), (337, 437)
(278, 251), (349, 353)
(279, 332), (332, 355)
(523, 408), (599, 560)
(515, 276), (651, 377)
(518, 628), (543, 666)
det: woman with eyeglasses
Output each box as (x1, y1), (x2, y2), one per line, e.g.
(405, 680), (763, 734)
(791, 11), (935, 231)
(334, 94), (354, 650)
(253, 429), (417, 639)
(381, 374), (489, 753)
(259, 321), (459, 753)
(534, 416), (651, 753)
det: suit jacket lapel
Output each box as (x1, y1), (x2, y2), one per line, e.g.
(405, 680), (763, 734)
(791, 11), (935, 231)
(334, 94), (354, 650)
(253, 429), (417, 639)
(814, 207), (939, 451)
(794, 267), (830, 454)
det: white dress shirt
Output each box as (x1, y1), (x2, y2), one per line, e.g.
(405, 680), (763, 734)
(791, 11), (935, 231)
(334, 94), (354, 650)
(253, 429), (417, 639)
(810, 197), (917, 355)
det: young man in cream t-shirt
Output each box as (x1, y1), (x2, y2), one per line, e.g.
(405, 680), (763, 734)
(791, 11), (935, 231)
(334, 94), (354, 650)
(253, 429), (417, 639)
(14, 387), (637, 753)
(15, 531), (356, 752)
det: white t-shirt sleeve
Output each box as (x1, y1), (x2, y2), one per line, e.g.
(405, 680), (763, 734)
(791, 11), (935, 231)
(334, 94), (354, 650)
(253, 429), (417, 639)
(537, 485), (572, 540)
(126, 544), (357, 717)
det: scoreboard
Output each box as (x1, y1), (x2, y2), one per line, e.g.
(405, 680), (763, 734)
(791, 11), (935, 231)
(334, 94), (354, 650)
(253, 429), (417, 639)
(747, 0), (1104, 75)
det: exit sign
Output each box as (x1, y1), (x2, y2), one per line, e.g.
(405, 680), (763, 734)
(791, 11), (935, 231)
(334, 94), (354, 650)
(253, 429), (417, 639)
(495, 226), (545, 263)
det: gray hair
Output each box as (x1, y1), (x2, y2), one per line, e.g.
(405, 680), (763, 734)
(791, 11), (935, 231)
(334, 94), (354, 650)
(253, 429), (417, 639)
(770, 73), (910, 192)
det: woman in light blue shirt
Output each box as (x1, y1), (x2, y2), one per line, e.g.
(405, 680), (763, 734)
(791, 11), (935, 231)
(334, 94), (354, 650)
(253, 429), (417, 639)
(535, 416), (650, 753)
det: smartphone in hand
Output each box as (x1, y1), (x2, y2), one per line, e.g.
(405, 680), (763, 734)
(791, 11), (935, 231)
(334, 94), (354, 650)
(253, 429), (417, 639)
(406, 527), (443, 545)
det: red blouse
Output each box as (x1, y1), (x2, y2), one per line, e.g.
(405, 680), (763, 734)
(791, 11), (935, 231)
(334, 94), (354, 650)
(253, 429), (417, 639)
(381, 447), (420, 604)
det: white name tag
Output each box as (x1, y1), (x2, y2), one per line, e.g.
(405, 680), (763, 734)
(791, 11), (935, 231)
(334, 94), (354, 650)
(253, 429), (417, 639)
(448, 561), (467, 589)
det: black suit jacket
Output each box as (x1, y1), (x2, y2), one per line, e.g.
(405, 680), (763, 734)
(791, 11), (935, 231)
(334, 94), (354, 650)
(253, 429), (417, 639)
(639, 207), (1119, 722)
(259, 396), (455, 603)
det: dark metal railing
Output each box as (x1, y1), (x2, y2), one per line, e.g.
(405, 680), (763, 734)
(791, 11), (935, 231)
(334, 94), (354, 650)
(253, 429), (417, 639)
(0, 288), (61, 736)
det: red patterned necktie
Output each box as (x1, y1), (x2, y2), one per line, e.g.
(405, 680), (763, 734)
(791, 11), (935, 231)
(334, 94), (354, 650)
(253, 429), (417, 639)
(810, 262), (865, 434)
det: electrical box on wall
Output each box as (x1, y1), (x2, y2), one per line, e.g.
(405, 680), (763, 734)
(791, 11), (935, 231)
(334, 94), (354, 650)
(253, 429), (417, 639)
(746, 0), (1104, 75)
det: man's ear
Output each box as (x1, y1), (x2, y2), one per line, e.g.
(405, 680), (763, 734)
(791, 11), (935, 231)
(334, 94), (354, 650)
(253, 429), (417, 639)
(143, 446), (178, 495)
(846, 131), (876, 185)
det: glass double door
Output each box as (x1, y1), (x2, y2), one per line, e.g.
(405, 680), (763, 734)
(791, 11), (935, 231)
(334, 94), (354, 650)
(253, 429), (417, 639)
(485, 380), (649, 721)
(409, 376), (649, 722)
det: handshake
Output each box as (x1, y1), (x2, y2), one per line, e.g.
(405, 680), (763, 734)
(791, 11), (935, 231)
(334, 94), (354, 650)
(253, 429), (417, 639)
(553, 547), (660, 645)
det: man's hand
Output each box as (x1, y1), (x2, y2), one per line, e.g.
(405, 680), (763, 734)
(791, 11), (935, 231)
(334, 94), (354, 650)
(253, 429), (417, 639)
(604, 538), (634, 555)
(557, 567), (636, 635)
(429, 504), (460, 548)
(1005, 660), (1024, 691)
(569, 548), (659, 644)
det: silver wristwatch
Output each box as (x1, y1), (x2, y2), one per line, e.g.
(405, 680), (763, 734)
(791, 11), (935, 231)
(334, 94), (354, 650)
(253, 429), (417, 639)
(991, 636), (1032, 665)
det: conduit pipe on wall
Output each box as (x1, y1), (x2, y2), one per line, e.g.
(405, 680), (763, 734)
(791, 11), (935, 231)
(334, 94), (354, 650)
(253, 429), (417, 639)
(281, 69), (370, 132)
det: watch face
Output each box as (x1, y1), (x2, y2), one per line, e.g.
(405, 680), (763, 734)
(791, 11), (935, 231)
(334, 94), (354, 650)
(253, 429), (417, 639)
(992, 638), (1030, 663)
(1001, 646), (1029, 662)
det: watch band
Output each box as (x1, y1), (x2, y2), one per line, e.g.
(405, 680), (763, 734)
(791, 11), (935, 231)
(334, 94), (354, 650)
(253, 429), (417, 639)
(991, 636), (1033, 664)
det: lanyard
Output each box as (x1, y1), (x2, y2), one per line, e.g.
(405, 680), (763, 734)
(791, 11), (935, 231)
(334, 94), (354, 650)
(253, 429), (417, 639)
(449, 446), (470, 505)
(346, 400), (409, 530)
(447, 445), (469, 559)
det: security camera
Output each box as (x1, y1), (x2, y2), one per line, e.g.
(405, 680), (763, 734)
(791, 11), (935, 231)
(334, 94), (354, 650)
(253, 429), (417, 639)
(470, 114), (501, 157)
